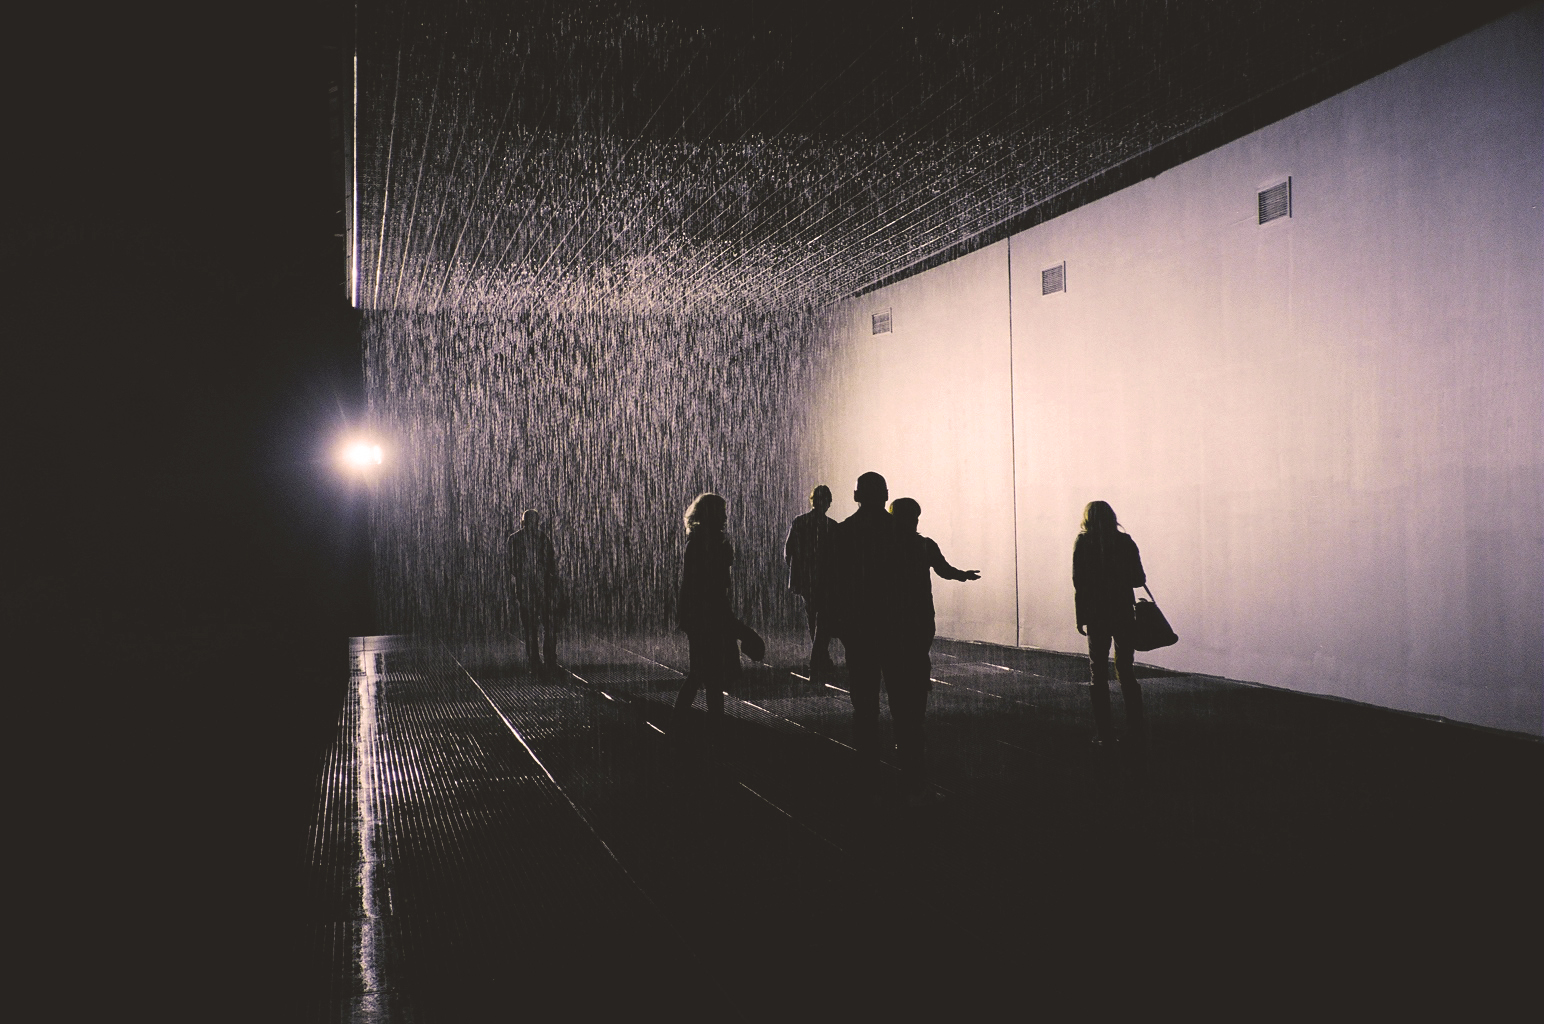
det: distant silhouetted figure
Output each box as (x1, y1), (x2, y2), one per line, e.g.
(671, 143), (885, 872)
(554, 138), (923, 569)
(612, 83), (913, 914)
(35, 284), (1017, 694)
(785, 484), (836, 678)
(508, 509), (563, 675)
(828, 472), (903, 787)
(889, 497), (980, 800)
(1073, 500), (1147, 752)
(674, 493), (738, 734)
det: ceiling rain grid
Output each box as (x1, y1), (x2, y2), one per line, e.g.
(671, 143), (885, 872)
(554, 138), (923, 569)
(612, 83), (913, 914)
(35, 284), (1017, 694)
(351, 0), (1517, 315)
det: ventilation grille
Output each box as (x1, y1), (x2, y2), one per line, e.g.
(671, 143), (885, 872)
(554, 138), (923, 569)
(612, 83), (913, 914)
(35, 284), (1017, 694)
(1042, 262), (1066, 295)
(871, 308), (892, 335)
(1258, 178), (1291, 224)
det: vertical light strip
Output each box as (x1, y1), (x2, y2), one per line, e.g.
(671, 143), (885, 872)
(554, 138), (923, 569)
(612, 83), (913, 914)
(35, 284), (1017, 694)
(372, 38), (405, 309)
(354, 652), (383, 1017)
(350, 48), (361, 307)
(1006, 236), (1021, 648)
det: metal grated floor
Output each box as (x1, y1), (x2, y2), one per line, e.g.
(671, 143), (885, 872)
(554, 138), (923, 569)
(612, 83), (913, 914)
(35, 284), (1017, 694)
(299, 631), (1544, 1020)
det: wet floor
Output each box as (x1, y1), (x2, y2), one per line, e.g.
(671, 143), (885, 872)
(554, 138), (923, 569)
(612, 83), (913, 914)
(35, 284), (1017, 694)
(301, 632), (1543, 1020)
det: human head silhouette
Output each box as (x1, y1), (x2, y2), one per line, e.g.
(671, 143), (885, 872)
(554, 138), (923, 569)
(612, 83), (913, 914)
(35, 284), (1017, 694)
(810, 485), (832, 513)
(889, 497), (921, 533)
(1080, 500), (1118, 536)
(854, 472), (888, 509)
(684, 492), (728, 533)
(521, 509), (540, 530)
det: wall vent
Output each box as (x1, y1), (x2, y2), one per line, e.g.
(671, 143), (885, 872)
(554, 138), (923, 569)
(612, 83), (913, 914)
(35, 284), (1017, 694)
(1258, 178), (1292, 224)
(1042, 262), (1066, 295)
(872, 308), (892, 335)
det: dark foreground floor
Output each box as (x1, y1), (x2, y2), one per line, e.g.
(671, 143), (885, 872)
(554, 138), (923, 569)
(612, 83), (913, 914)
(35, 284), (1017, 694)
(297, 632), (1542, 1020)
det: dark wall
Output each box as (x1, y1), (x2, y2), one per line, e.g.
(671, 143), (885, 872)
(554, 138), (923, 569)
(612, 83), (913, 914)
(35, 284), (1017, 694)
(11, 3), (363, 1017)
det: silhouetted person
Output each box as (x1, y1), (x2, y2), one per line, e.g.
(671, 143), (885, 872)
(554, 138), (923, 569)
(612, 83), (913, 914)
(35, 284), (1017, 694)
(508, 509), (562, 674)
(784, 484), (836, 678)
(828, 471), (902, 785)
(889, 497), (980, 800)
(674, 493), (737, 735)
(1073, 500), (1147, 752)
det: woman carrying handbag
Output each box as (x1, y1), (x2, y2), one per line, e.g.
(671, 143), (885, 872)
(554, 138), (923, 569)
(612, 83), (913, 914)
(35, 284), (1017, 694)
(1072, 500), (1149, 754)
(673, 493), (764, 749)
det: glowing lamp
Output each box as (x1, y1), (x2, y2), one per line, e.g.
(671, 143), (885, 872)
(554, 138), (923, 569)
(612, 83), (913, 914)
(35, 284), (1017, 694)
(343, 441), (384, 468)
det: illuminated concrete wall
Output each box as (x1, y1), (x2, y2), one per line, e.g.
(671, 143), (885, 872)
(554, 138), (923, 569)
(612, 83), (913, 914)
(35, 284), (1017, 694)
(810, 241), (1019, 645)
(816, 8), (1542, 734)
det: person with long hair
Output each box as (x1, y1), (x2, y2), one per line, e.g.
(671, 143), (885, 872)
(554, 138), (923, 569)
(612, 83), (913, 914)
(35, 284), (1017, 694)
(1073, 500), (1147, 752)
(674, 492), (738, 736)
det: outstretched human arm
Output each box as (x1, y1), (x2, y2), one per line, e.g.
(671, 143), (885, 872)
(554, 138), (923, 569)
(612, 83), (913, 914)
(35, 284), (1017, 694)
(927, 538), (980, 581)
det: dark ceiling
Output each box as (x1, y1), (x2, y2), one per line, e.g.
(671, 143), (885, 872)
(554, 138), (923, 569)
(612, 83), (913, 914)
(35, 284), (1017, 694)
(352, 0), (1524, 314)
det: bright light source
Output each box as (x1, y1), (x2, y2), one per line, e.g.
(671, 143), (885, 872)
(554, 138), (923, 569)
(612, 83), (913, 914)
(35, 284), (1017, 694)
(344, 441), (383, 468)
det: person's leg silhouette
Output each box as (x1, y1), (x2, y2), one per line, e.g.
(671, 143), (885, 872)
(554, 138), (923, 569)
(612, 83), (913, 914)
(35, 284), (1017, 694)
(1113, 637), (1144, 752)
(521, 604), (542, 673)
(541, 611), (557, 669)
(846, 635), (883, 771)
(1088, 626), (1115, 745)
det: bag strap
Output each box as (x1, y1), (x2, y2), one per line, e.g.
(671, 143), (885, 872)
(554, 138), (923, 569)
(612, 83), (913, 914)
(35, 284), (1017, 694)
(1141, 584), (1156, 602)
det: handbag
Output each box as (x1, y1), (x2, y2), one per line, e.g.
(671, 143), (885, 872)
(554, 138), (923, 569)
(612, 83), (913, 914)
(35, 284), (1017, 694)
(1131, 585), (1178, 651)
(735, 618), (766, 662)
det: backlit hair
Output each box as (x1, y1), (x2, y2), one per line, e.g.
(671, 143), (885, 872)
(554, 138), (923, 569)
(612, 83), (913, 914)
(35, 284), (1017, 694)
(1080, 501), (1124, 569)
(684, 492), (727, 534)
(1080, 500), (1119, 536)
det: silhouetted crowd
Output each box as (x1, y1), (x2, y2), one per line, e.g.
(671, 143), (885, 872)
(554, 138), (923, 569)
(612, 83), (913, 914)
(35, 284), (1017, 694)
(509, 471), (1160, 804)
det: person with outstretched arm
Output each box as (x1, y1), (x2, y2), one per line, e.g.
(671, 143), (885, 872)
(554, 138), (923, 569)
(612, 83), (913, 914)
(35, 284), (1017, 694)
(888, 497), (979, 802)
